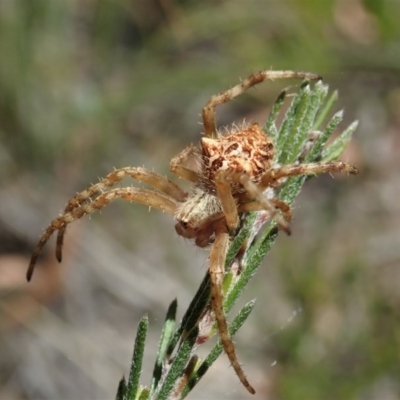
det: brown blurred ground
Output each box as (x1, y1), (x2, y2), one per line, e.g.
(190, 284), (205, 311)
(0, 1), (399, 399)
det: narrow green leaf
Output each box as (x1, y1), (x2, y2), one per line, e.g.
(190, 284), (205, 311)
(157, 327), (198, 400)
(313, 89), (339, 130)
(225, 212), (257, 270)
(265, 89), (286, 142)
(304, 109), (344, 163)
(125, 315), (149, 400)
(224, 227), (277, 314)
(279, 175), (307, 205)
(276, 81), (310, 162)
(223, 226), (278, 315)
(115, 377), (127, 400)
(243, 226), (278, 279)
(279, 84), (311, 164)
(150, 299), (178, 396)
(168, 274), (210, 356)
(322, 120), (359, 162)
(222, 270), (234, 295)
(280, 81), (328, 165)
(288, 81), (328, 160)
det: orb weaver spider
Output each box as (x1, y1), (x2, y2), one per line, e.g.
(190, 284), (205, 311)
(27, 70), (358, 394)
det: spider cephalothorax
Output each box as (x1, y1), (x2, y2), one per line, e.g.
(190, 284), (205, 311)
(27, 70), (358, 394)
(175, 123), (275, 247)
(201, 123), (274, 185)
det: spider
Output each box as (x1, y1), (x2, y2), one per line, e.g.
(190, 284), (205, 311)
(27, 70), (358, 394)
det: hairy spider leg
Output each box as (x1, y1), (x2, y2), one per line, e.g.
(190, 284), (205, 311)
(215, 170), (292, 234)
(209, 220), (256, 395)
(207, 170), (268, 394)
(235, 173), (292, 234)
(239, 198), (292, 222)
(202, 70), (321, 139)
(27, 187), (178, 281)
(213, 170), (240, 234)
(56, 167), (185, 262)
(260, 161), (359, 188)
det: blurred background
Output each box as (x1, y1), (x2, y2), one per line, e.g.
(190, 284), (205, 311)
(0, 0), (399, 399)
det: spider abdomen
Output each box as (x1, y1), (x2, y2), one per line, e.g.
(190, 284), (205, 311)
(174, 187), (224, 247)
(175, 188), (223, 228)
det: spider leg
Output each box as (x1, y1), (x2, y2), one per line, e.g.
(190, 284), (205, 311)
(227, 172), (292, 234)
(209, 221), (255, 394)
(214, 171), (239, 234)
(170, 145), (202, 183)
(239, 198), (292, 222)
(27, 187), (177, 281)
(260, 161), (359, 187)
(56, 167), (185, 262)
(202, 70), (321, 138)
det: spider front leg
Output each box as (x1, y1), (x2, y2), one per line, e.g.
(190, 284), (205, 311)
(56, 167), (185, 262)
(202, 70), (321, 138)
(260, 161), (359, 187)
(209, 221), (256, 394)
(27, 187), (177, 281)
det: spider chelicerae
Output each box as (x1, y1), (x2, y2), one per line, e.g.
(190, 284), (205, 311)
(27, 70), (358, 394)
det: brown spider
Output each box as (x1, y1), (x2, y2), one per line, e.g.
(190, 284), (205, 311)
(27, 70), (358, 394)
